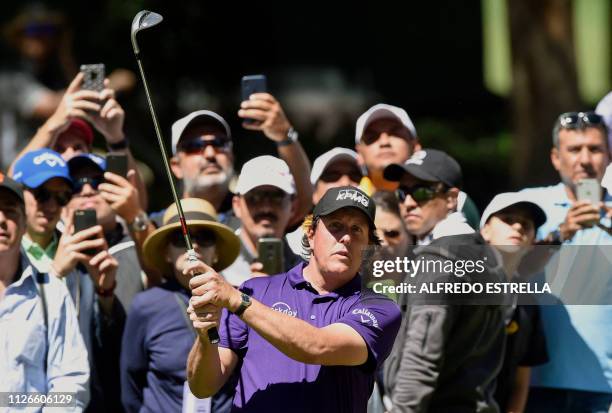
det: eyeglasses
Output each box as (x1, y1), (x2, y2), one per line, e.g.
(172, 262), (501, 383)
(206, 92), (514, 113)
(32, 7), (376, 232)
(178, 136), (231, 154)
(168, 229), (216, 248)
(244, 189), (289, 206)
(382, 229), (401, 239)
(396, 184), (442, 203)
(319, 170), (363, 184)
(28, 186), (72, 207)
(73, 177), (103, 194)
(558, 112), (604, 129)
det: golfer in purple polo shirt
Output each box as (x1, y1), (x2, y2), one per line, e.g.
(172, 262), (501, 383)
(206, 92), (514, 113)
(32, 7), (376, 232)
(185, 186), (401, 412)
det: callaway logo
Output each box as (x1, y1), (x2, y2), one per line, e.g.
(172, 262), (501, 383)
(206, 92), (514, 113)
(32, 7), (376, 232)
(33, 153), (65, 168)
(272, 302), (297, 317)
(352, 308), (379, 328)
(405, 150), (427, 166)
(336, 189), (369, 207)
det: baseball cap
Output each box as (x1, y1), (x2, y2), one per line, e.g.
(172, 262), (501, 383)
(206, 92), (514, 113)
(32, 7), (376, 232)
(355, 103), (417, 145)
(171, 110), (232, 155)
(12, 149), (72, 189)
(383, 149), (463, 189)
(595, 91), (612, 149)
(310, 147), (359, 185)
(235, 155), (295, 195)
(0, 172), (24, 203)
(480, 192), (547, 230)
(313, 186), (376, 227)
(67, 153), (106, 176)
(58, 118), (94, 147)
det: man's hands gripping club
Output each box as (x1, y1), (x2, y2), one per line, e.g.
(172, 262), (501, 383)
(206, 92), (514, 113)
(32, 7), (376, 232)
(186, 260), (242, 340)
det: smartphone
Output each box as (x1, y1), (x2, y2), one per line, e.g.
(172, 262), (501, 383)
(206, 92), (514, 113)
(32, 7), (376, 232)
(576, 179), (601, 204)
(106, 153), (128, 178)
(80, 63), (105, 92)
(241, 74), (267, 101)
(257, 237), (284, 275)
(241, 74), (268, 124)
(74, 209), (98, 255)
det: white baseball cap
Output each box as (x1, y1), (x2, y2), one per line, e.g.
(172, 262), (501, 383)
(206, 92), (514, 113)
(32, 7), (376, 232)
(171, 110), (232, 155)
(480, 192), (547, 230)
(595, 91), (612, 150)
(355, 103), (417, 145)
(310, 147), (359, 185)
(235, 155), (295, 195)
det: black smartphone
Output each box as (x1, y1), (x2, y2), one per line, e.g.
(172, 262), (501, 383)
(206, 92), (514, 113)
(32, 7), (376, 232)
(74, 209), (98, 255)
(106, 153), (128, 178)
(257, 237), (284, 275)
(241, 74), (267, 124)
(80, 64), (105, 92)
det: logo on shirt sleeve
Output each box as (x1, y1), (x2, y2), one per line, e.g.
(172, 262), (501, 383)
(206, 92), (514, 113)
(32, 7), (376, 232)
(352, 308), (379, 328)
(272, 302), (297, 317)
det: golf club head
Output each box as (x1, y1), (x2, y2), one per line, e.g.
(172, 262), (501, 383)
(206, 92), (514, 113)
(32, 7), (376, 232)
(131, 10), (163, 55)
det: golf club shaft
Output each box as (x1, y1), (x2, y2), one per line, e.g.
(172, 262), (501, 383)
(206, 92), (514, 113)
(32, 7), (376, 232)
(134, 56), (220, 344)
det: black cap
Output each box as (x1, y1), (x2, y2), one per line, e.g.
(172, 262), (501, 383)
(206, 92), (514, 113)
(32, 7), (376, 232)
(383, 148), (463, 188)
(313, 186), (376, 226)
(0, 172), (24, 203)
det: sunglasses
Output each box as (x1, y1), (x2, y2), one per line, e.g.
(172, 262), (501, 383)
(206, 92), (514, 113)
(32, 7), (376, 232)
(382, 229), (401, 239)
(319, 170), (363, 184)
(396, 184), (442, 203)
(28, 186), (72, 207)
(72, 177), (103, 194)
(178, 136), (231, 154)
(168, 229), (216, 248)
(558, 112), (604, 129)
(244, 189), (289, 206)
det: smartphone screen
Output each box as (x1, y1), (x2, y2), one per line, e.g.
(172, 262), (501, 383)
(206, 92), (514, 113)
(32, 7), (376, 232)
(257, 237), (283, 275)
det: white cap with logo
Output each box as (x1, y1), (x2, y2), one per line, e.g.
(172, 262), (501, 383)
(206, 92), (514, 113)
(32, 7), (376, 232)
(310, 147), (359, 185)
(171, 110), (232, 155)
(480, 192), (547, 230)
(355, 103), (417, 145)
(235, 155), (296, 195)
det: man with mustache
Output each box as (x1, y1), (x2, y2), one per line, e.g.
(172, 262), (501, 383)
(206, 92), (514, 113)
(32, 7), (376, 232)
(221, 155), (302, 286)
(520, 112), (612, 413)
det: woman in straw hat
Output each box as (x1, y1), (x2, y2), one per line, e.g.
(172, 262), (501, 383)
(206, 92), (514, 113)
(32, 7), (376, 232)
(120, 198), (240, 413)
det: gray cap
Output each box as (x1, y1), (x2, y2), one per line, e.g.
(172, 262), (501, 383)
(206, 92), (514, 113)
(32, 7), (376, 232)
(171, 110), (232, 155)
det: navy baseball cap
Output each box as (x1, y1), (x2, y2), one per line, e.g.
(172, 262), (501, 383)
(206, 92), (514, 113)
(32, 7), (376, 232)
(0, 172), (24, 204)
(313, 186), (376, 226)
(68, 153), (106, 176)
(383, 148), (463, 189)
(12, 149), (73, 189)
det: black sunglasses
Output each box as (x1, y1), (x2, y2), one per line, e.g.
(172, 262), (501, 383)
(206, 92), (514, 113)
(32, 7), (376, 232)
(168, 229), (216, 248)
(382, 229), (401, 239)
(396, 184), (442, 203)
(178, 136), (231, 154)
(72, 177), (103, 194)
(319, 170), (363, 184)
(28, 186), (72, 207)
(244, 189), (289, 206)
(558, 112), (604, 129)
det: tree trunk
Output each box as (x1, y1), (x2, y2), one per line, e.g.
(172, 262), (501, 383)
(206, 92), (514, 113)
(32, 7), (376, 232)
(507, 0), (581, 187)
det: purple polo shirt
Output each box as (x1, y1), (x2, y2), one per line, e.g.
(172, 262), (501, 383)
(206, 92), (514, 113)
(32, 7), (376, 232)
(218, 262), (401, 413)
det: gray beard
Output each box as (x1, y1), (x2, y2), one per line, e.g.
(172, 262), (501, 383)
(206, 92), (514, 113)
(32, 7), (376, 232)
(183, 168), (234, 197)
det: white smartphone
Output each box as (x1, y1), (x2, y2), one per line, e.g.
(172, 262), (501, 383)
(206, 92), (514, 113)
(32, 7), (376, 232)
(576, 179), (601, 204)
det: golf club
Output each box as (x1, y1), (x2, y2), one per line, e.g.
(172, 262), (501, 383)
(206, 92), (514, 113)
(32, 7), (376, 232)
(131, 10), (220, 344)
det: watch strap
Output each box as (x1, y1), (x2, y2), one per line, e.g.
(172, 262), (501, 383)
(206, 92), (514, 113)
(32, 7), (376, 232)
(233, 293), (251, 316)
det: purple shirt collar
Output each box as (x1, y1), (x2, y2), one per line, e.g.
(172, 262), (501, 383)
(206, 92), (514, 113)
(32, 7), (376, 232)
(286, 262), (362, 300)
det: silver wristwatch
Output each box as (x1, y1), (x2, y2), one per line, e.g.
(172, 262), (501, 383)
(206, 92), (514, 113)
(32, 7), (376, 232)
(276, 127), (299, 147)
(129, 211), (150, 232)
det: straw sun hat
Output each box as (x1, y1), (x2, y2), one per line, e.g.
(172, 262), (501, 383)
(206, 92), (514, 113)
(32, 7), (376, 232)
(142, 198), (240, 274)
